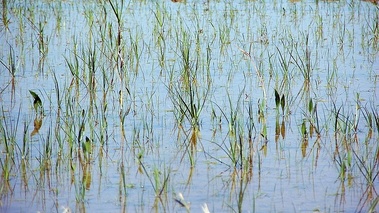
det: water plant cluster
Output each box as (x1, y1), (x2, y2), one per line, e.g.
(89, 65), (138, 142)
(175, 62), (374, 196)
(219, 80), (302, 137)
(0, 0), (378, 212)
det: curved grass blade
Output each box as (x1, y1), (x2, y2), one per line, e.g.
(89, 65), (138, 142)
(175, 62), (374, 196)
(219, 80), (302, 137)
(29, 90), (42, 112)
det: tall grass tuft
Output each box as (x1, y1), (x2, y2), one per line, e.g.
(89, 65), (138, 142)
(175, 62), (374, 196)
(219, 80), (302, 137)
(168, 29), (211, 163)
(288, 34), (312, 89)
(0, 44), (17, 103)
(1, 106), (21, 155)
(1, 0), (10, 29)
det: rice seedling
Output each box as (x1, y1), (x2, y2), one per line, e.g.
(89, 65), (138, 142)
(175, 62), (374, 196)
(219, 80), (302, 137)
(82, 162), (92, 191)
(368, 197), (379, 213)
(302, 97), (321, 138)
(0, 44), (16, 77)
(275, 43), (292, 86)
(352, 140), (379, 212)
(223, 167), (251, 213)
(0, 155), (11, 187)
(0, 44), (17, 103)
(1, 0), (379, 212)
(1, 0), (10, 30)
(74, 175), (87, 203)
(151, 3), (168, 70)
(39, 128), (53, 171)
(277, 34), (313, 99)
(137, 156), (170, 209)
(372, 108), (379, 135)
(366, 11), (379, 47)
(71, 135), (94, 204)
(20, 156), (28, 189)
(98, 101), (109, 148)
(168, 29), (211, 164)
(238, 47), (267, 104)
(22, 13), (49, 73)
(257, 100), (268, 157)
(219, 24), (231, 52)
(128, 31), (143, 73)
(37, 16), (48, 59)
(1, 106), (21, 156)
(274, 89), (285, 115)
(210, 89), (243, 168)
(330, 103), (367, 184)
(211, 88), (259, 172)
(108, 0), (127, 77)
(64, 40), (81, 93)
(353, 147), (379, 187)
(119, 161), (127, 201)
(236, 170), (250, 213)
(62, 97), (76, 156)
(246, 99), (256, 171)
(77, 109), (86, 148)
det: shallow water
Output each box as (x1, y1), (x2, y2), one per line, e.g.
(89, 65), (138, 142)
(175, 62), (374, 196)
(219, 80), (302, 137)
(1, 0), (379, 212)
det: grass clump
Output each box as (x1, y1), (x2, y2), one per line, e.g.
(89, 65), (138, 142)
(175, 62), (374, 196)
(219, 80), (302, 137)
(168, 29), (211, 166)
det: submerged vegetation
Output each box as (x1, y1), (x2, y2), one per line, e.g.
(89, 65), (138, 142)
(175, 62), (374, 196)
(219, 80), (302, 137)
(0, 0), (379, 212)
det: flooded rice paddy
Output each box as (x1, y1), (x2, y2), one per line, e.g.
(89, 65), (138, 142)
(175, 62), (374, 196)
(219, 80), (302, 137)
(1, 0), (379, 212)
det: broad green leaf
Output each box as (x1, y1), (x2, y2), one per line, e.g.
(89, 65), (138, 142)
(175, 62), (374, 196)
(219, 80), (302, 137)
(309, 98), (313, 114)
(280, 94), (285, 112)
(274, 89), (280, 108)
(29, 90), (42, 112)
(301, 120), (307, 136)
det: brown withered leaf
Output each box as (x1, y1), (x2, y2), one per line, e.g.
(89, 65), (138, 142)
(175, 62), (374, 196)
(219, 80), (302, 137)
(31, 116), (43, 136)
(301, 138), (308, 158)
(281, 120), (286, 139)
